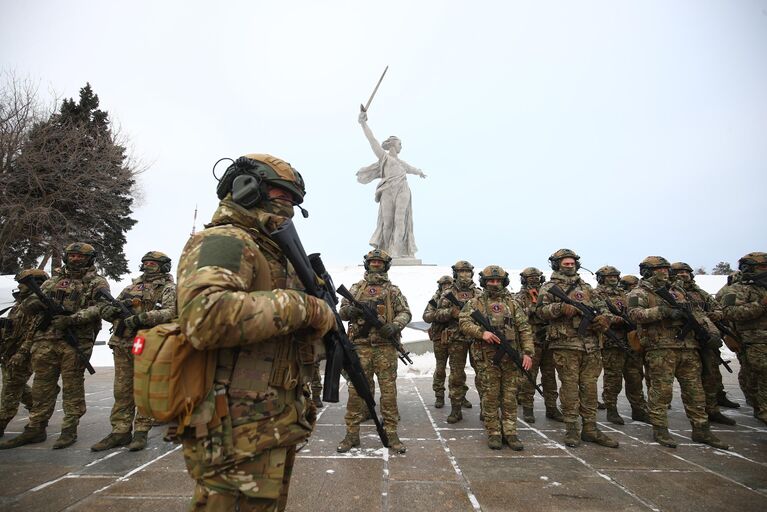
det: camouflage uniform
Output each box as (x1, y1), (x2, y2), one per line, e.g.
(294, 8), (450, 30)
(338, 250), (411, 451)
(536, 249), (618, 448)
(593, 266), (648, 424)
(720, 252), (767, 425)
(422, 275), (453, 407)
(717, 272), (756, 408)
(515, 268), (560, 422)
(627, 256), (727, 449)
(432, 261), (481, 423)
(460, 266), (534, 449)
(176, 154), (336, 511)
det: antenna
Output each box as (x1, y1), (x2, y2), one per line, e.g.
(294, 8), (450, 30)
(190, 205), (198, 236)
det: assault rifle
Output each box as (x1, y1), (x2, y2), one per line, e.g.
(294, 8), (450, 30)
(18, 275), (95, 375)
(428, 298), (438, 308)
(713, 320), (742, 354)
(547, 285), (628, 351)
(95, 288), (134, 337)
(335, 285), (413, 365)
(270, 219), (389, 447)
(444, 292), (543, 396)
(653, 286), (733, 374)
(605, 298), (641, 352)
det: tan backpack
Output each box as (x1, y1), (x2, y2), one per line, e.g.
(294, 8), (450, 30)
(132, 322), (217, 428)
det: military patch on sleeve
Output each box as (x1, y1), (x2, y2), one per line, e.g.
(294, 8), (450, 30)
(722, 293), (736, 307)
(628, 295), (639, 307)
(197, 235), (244, 273)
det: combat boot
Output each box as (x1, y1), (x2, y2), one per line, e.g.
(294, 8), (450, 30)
(691, 423), (730, 450)
(487, 435), (502, 450)
(388, 432), (406, 454)
(522, 406), (535, 423)
(545, 406), (564, 422)
(708, 411), (736, 426)
(652, 426), (677, 448)
(0, 426), (46, 449)
(564, 423), (580, 447)
(128, 431), (148, 451)
(631, 406), (651, 424)
(504, 435), (524, 451)
(446, 405), (463, 424)
(461, 397), (472, 409)
(606, 406), (625, 425)
(53, 427), (77, 449)
(581, 422), (619, 448)
(597, 401), (606, 410)
(717, 390), (740, 408)
(336, 432), (360, 453)
(313, 396), (324, 409)
(91, 432), (132, 452)
(434, 394), (445, 409)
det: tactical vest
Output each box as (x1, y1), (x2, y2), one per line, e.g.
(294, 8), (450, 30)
(594, 285), (629, 346)
(724, 283), (767, 345)
(39, 268), (103, 341)
(111, 275), (174, 344)
(636, 285), (698, 350)
(542, 279), (600, 352)
(515, 287), (546, 344)
(439, 286), (479, 343)
(347, 280), (396, 345)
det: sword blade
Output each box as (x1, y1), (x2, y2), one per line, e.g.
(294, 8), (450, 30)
(361, 65), (389, 112)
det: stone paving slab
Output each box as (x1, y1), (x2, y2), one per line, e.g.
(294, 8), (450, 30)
(0, 362), (764, 511)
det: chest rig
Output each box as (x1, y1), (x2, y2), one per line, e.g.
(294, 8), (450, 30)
(45, 275), (88, 313)
(124, 278), (168, 314)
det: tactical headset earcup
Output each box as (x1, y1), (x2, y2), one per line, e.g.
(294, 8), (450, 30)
(231, 174), (264, 209)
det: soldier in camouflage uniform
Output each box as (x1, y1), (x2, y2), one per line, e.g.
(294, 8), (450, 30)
(92, 251), (177, 452)
(176, 154), (336, 511)
(536, 249), (619, 448)
(460, 266), (534, 450)
(720, 252), (767, 426)
(620, 275), (639, 292)
(337, 249), (411, 454)
(593, 266), (650, 425)
(423, 275), (453, 408)
(627, 256), (728, 449)
(716, 271), (751, 409)
(0, 269), (49, 436)
(515, 267), (562, 423)
(0, 243), (110, 450)
(432, 261), (482, 424)
(670, 262), (735, 426)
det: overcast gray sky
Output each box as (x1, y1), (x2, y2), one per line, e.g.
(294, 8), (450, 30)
(2, 0), (765, 277)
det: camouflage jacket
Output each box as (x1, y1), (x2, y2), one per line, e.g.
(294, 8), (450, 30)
(459, 289), (534, 357)
(177, 198), (326, 452)
(339, 272), (412, 345)
(108, 273), (177, 347)
(20, 265), (109, 347)
(593, 283), (630, 348)
(432, 283), (481, 343)
(678, 281), (721, 315)
(0, 293), (39, 362)
(514, 286), (546, 345)
(422, 287), (445, 341)
(720, 280), (767, 345)
(537, 272), (606, 353)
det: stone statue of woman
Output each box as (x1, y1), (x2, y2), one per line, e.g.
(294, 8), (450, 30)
(356, 111), (426, 259)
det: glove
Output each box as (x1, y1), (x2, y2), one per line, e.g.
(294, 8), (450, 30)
(9, 350), (29, 368)
(305, 295), (337, 337)
(592, 315), (611, 333)
(50, 315), (74, 331)
(659, 306), (685, 321)
(450, 307), (461, 319)
(561, 304), (580, 318)
(124, 313), (147, 332)
(346, 306), (364, 321)
(100, 305), (123, 321)
(380, 322), (401, 339)
(706, 311), (723, 322)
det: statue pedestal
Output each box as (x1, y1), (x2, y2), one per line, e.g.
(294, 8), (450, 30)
(390, 258), (435, 266)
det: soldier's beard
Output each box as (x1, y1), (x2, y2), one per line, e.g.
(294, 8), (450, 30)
(561, 267), (577, 277)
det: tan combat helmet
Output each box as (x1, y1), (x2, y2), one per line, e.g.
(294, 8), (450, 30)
(479, 265), (510, 288)
(548, 248), (580, 271)
(451, 260), (474, 278)
(363, 249), (392, 271)
(141, 251), (172, 273)
(215, 153), (306, 208)
(437, 275), (453, 287)
(638, 256), (671, 279)
(595, 265), (621, 284)
(619, 275), (639, 291)
(64, 242), (97, 267)
(738, 252), (767, 273)
(670, 261), (693, 277)
(520, 267), (544, 286)
(15, 268), (50, 283)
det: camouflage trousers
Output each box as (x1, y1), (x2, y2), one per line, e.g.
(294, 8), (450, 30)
(700, 348), (725, 415)
(0, 359), (33, 424)
(447, 339), (472, 406)
(29, 338), (94, 430)
(743, 344), (767, 422)
(601, 348), (647, 411)
(189, 446), (296, 512)
(110, 344), (153, 434)
(345, 344), (399, 434)
(738, 351), (757, 407)
(519, 343), (558, 409)
(431, 339), (449, 396)
(552, 349), (601, 424)
(473, 343), (521, 437)
(645, 348), (707, 428)
(311, 362), (322, 402)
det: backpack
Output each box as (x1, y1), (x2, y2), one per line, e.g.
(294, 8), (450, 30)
(132, 322), (217, 429)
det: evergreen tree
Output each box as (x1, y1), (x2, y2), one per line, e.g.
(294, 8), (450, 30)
(712, 262), (732, 275)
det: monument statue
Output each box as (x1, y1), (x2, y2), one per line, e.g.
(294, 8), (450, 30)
(356, 110), (426, 260)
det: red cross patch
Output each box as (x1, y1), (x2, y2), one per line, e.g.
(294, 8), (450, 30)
(132, 336), (145, 355)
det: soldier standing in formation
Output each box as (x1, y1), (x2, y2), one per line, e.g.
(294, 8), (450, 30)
(337, 249), (412, 454)
(627, 256), (728, 449)
(537, 249), (619, 448)
(432, 261), (481, 424)
(620, 275), (639, 292)
(716, 271), (753, 410)
(92, 251), (177, 452)
(0, 269), (49, 437)
(515, 267), (562, 423)
(422, 275), (454, 408)
(0, 243), (109, 450)
(593, 265), (650, 425)
(460, 265), (534, 450)
(175, 154), (336, 510)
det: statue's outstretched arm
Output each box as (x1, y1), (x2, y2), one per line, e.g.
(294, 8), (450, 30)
(402, 159), (427, 178)
(359, 111), (385, 159)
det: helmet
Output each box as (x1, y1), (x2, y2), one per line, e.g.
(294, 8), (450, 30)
(620, 275), (639, 290)
(595, 265), (620, 284)
(520, 267), (544, 286)
(548, 248), (580, 271)
(437, 275), (453, 286)
(64, 242), (97, 267)
(638, 256), (671, 279)
(738, 252), (767, 272)
(451, 260), (474, 279)
(363, 249), (392, 271)
(14, 268), (50, 283)
(140, 251), (172, 273)
(670, 262), (693, 277)
(479, 265), (510, 288)
(216, 154), (306, 208)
